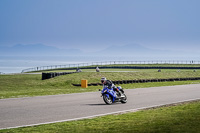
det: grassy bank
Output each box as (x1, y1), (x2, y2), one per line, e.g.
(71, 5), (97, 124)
(1, 100), (200, 133)
(1, 69), (200, 99)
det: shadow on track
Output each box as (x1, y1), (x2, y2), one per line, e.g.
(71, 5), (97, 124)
(86, 103), (122, 106)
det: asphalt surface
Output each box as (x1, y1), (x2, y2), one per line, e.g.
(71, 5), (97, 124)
(0, 84), (200, 129)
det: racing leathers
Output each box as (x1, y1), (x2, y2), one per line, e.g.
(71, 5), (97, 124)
(102, 80), (123, 97)
(103, 80), (117, 91)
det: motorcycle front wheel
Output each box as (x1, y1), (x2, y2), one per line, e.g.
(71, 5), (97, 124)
(103, 94), (112, 105)
(121, 93), (127, 104)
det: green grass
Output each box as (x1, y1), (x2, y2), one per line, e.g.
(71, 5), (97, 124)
(1, 100), (200, 133)
(1, 69), (200, 99)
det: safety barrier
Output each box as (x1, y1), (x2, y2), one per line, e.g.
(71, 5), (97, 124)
(42, 72), (78, 80)
(72, 77), (200, 86)
(21, 60), (200, 73)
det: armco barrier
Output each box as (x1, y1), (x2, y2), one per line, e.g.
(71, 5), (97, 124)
(22, 60), (200, 73)
(72, 77), (200, 86)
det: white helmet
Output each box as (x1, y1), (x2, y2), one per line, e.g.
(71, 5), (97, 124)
(101, 77), (106, 83)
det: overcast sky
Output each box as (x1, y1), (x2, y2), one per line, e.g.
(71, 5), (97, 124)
(0, 0), (200, 52)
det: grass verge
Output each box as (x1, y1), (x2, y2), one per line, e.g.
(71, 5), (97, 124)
(1, 69), (200, 99)
(1, 100), (200, 133)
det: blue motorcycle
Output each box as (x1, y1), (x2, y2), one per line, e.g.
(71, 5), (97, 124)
(100, 86), (127, 105)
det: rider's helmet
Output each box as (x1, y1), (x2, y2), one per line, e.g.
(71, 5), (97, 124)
(101, 77), (106, 83)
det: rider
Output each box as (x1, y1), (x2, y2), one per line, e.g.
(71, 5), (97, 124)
(101, 77), (122, 96)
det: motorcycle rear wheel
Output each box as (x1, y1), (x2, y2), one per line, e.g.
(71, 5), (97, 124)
(103, 94), (112, 105)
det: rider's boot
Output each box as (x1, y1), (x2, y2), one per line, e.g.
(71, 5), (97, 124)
(119, 91), (125, 98)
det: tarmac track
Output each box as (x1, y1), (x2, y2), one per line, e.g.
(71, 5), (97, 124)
(0, 84), (200, 130)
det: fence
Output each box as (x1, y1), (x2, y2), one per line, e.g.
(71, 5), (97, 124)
(21, 60), (200, 73)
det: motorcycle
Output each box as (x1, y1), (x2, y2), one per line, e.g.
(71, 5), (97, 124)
(100, 86), (127, 105)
